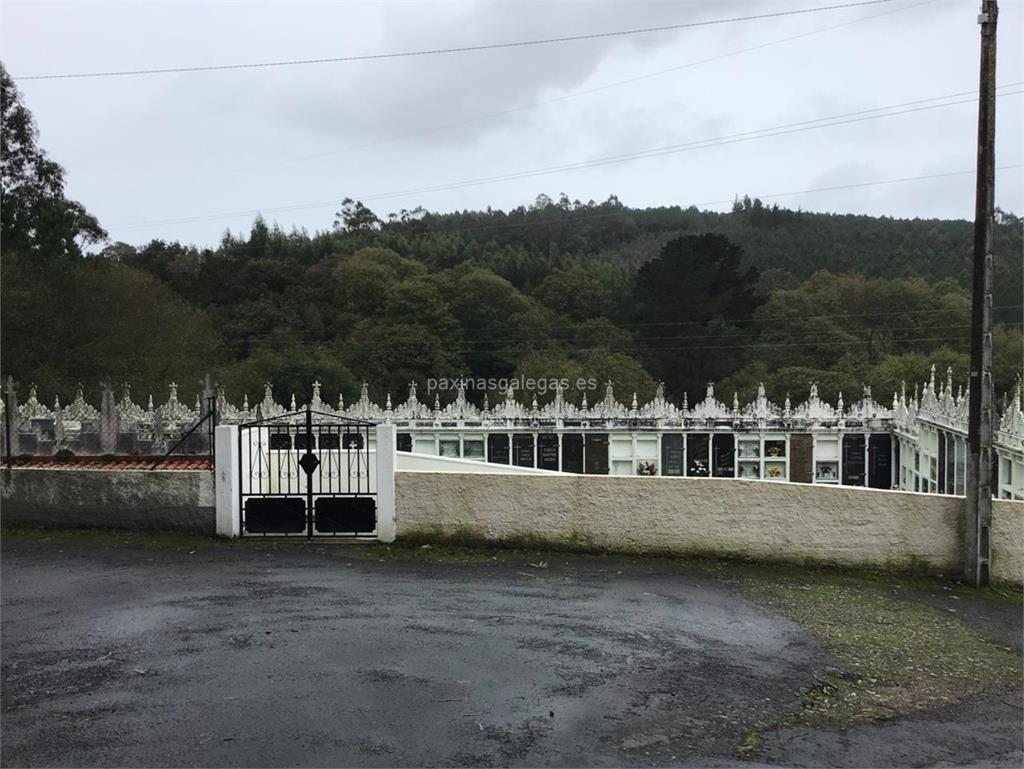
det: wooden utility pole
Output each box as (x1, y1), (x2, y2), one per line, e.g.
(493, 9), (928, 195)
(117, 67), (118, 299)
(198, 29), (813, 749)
(965, 0), (998, 588)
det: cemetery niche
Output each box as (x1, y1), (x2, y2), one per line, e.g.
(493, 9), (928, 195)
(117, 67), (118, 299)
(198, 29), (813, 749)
(1, 368), (1021, 500)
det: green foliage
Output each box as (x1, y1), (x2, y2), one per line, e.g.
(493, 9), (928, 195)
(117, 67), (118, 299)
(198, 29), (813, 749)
(6, 66), (1019, 410)
(342, 320), (464, 400)
(634, 233), (763, 397)
(867, 349), (970, 402)
(533, 265), (614, 321)
(512, 349), (657, 405)
(215, 346), (358, 405)
(0, 252), (219, 402)
(382, 274), (463, 347)
(753, 272), (973, 368)
(993, 326), (1024, 400)
(1, 87), (1019, 408)
(334, 197), (382, 233)
(435, 265), (553, 377)
(719, 363), (864, 405)
(334, 247), (427, 333)
(0, 62), (105, 258)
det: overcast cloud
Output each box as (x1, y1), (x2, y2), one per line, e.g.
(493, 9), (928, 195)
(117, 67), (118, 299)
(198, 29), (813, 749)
(1, 0), (1022, 248)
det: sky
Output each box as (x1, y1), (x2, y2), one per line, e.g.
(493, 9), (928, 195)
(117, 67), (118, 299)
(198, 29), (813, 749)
(1, 0), (1022, 249)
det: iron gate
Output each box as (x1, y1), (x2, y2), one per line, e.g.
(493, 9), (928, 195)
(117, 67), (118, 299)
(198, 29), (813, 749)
(238, 406), (377, 537)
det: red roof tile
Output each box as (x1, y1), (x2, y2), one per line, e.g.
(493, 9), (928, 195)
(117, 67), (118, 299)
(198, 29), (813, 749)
(3, 456), (212, 471)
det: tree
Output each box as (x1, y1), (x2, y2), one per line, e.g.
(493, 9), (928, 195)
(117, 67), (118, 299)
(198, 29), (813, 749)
(435, 265), (552, 377)
(570, 317), (637, 355)
(513, 349), (656, 405)
(216, 346), (358, 405)
(334, 198), (381, 232)
(718, 361), (863, 406)
(867, 349), (969, 402)
(1, 61), (106, 257)
(334, 247), (426, 332)
(577, 351), (657, 404)
(634, 233), (762, 398)
(533, 265), (614, 321)
(0, 253), (220, 400)
(383, 275), (460, 337)
(342, 320), (463, 399)
(37, 189), (1013, 416)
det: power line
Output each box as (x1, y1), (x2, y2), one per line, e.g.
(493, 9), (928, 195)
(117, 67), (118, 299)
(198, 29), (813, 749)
(14, 0), (897, 81)
(207, 0), (933, 178)
(137, 162), (1024, 255)
(106, 78), (1024, 232)
(206, 334), (978, 356)
(59, 334), (981, 362)
(214, 327), (983, 351)
(216, 320), (1021, 351)
(346, 91), (1024, 205)
(219, 306), (1024, 336)
(718, 165), (1024, 207)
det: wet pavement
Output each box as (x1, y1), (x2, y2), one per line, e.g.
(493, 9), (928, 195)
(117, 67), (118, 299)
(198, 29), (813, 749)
(1, 536), (1020, 767)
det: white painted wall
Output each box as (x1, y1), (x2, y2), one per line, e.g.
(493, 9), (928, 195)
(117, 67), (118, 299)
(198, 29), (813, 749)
(394, 471), (1024, 584)
(396, 452), (561, 474)
(214, 424), (240, 538)
(375, 424), (396, 543)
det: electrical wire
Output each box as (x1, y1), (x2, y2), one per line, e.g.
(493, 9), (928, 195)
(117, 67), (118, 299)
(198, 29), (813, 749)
(210, 334), (981, 356)
(43, 334), (983, 362)
(221, 307), (1024, 336)
(210, 322), (1000, 352)
(14, 0), (898, 81)
(134, 161), (1024, 258)
(106, 89), (1024, 232)
(207, 0), (934, 178)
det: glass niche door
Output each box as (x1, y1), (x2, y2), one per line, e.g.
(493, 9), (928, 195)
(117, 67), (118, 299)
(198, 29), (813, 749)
(537, 434), (559, 471)
(661, 434), (685, 476)
(712, 434), (735, 478)
(561, 434), (584, 474)
(686, 434), (710, 476)
(736, 437), (761, 480)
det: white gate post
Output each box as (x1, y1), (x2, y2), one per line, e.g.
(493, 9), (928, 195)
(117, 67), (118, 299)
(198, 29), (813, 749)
(376, 423), (396, 542)
(215, 424), (240, 538)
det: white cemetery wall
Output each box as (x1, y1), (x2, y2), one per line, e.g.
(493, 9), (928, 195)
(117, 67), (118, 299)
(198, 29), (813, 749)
(394, 471), (1024, 585)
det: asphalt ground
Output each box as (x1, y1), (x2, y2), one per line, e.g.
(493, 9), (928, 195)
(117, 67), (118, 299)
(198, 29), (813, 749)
(1, 532), (1021, 768)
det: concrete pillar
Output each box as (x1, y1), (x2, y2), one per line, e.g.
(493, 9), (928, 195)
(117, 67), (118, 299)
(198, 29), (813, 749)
(99, 384), (118, 454)
(5, 377), (20, 458)
(376, 423), (396, 543)
(214, 424), (240, 538)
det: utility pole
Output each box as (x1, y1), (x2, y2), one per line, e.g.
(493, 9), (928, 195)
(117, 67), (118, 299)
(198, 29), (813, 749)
(965, 0), (998, 588)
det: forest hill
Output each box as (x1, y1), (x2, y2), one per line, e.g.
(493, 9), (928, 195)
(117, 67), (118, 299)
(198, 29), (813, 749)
(3, 196), (1021, 411)
(1, 61), (1021, 462)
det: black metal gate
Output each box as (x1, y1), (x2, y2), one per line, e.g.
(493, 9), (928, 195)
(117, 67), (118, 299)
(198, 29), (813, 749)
(238, 406), (377, 538)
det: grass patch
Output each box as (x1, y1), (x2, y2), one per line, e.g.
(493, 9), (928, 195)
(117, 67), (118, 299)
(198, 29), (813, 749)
(724, 558), (1024, 606)
(1, 526), (221, 550)
(373, 533), (1024, 605)
(368, 537), (577, 565)
(740, 575), (1021, 729)
(735, 728), (764, 759)
(371, 529), (755, 569)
